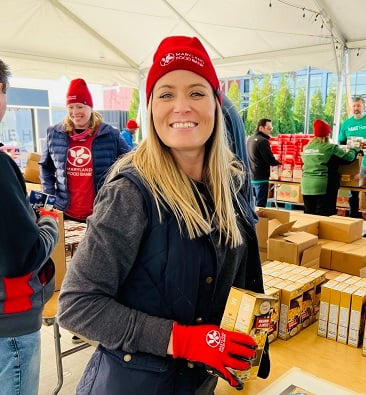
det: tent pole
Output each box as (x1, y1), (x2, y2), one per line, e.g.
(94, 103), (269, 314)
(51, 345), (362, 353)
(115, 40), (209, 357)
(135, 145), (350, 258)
(333, 47), (346, 142)
(304, 66), (311, 134)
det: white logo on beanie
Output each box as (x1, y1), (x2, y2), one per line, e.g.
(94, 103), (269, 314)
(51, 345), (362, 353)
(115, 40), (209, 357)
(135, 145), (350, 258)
(160, 52), (205, 68)
(160, 53), (175, 66)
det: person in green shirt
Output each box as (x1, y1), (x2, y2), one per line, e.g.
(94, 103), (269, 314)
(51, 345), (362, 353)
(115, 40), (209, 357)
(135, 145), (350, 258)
(301, 119), (361, 216)
(338, 96), (366, 217)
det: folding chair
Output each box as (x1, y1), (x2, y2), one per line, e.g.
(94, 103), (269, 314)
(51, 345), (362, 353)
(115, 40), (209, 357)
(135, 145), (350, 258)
(42, 291), (92, 395)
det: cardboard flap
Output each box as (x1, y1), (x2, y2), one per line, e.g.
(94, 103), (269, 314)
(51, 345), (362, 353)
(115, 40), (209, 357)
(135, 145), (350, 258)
(300, 244), (321, 265)
(268, 221), (296, 238)
(284, 231), (316, 244)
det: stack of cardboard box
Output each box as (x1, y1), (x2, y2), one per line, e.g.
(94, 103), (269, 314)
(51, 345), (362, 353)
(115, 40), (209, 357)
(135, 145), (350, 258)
(317, 273), (366, 355)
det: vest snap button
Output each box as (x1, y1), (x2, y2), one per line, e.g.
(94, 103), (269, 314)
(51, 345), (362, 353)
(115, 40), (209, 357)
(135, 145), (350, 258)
(187, 362), (195, 369)
(195, 317), (203, 324)
(206, 276), (213, 284)
(123, 354), (132, 362)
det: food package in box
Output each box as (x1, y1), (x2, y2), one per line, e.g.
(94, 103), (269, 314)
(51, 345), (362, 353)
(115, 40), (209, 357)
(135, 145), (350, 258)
(279, 162), (293, 181)
(278, 282), (303, 340)
(292, 162), (303, 182)
(337, 284), (360, 344)
(348, 288), (366, 347)
(270, 165), (280, 180)
(264, 286), (281, 343)
(336, 189), (350, 208)
(220, 288), (276, 381)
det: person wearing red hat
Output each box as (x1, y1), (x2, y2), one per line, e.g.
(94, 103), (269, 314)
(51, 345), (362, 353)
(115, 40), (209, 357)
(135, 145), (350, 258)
(301, 119), (361, 216)
(39, 78), (130, 223)
(58, 36), (269, 394)
(121, 119), (139, 148)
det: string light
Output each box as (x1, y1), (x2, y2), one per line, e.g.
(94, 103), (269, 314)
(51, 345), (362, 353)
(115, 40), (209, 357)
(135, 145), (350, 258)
(270, 0), (333, 36)
(357, 48), (360, 56)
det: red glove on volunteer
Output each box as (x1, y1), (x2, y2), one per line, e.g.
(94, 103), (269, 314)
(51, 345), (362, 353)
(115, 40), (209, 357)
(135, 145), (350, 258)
(38, 207), (59, 221)
(172, 323), (257, 389)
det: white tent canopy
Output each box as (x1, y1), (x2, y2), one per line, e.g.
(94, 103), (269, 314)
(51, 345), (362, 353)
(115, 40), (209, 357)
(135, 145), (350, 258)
(2, 0), (366, 87)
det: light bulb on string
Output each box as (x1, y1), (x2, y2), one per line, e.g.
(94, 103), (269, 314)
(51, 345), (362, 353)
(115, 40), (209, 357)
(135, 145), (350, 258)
(302, 8), (305, 18)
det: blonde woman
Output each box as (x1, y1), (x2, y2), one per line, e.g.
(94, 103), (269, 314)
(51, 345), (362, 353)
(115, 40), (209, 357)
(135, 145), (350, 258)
(58, 36), (269, 395)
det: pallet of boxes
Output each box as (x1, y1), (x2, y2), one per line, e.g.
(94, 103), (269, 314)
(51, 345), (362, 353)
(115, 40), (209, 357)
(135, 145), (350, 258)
(259, 207), (366, 356)
(255, 207), (332, 342)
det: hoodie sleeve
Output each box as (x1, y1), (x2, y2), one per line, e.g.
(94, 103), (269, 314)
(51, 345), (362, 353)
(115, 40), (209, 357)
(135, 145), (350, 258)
(0, 152), (59, 277)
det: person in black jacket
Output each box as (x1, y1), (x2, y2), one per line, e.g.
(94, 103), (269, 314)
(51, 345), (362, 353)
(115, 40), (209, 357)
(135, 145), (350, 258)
(0, 59), (59, 395)
(247, 118), (281, 207)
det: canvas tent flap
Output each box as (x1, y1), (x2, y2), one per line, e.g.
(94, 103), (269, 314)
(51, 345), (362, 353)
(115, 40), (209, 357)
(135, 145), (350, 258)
(2, 0), (366, 86)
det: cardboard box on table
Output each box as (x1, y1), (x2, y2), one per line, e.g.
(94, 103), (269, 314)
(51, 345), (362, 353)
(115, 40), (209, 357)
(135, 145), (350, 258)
(317, 280), (338, 337)
(327, 282), (349, 340)
(336, 284), (360, 344)
(267, 222), (321, 268)
(318, 216), (363, 243)
(348, 287), (366, 347)
(331, 244), (366, 277)
(289, 212), (320, 236)
(255, 207), (290, 250)
(220, 288), (276, 381)
(318, 240), (346, 270)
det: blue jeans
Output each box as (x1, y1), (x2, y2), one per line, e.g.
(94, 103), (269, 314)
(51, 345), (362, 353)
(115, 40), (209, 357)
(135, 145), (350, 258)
(252, 182), (269, 207)
(0, 331), (41, 395)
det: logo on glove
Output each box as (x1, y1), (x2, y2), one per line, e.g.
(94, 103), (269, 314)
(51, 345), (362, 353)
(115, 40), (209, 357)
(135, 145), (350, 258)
(206, 330), (226, 352)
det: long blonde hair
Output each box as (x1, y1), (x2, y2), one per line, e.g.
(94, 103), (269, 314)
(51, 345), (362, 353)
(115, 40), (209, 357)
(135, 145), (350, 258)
(108, 97), (244, 248)
(63, 111), (103, 135)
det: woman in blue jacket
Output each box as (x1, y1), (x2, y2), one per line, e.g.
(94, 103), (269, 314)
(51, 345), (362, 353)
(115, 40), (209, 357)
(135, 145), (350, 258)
(39, 78), (130, 222)
(58, 36), (269, 394)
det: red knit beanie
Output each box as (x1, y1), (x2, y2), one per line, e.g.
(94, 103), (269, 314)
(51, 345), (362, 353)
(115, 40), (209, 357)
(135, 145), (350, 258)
(146, 36), (221, 105)
(313, 119), (331, 137)
(126, 119), (139, 129)
(66, 78), (93, 107)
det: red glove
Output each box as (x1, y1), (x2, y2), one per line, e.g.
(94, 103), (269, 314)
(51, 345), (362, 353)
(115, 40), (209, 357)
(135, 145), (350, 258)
(172, 323), (257, 389)
(38, 207), (59, 221)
